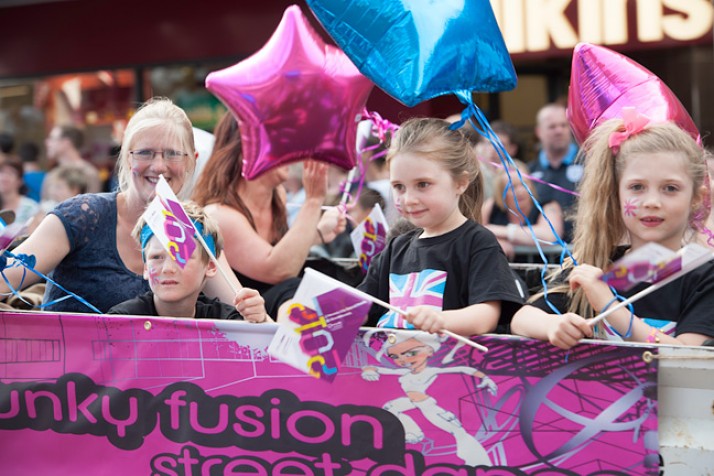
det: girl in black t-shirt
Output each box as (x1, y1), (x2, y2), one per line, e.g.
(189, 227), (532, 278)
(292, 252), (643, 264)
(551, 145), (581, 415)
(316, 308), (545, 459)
(511, 110), (714, 349)
(358, 118), (524, 336)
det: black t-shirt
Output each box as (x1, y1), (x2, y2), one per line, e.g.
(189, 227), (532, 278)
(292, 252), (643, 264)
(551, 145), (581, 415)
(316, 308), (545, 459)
(107, 291), (242, 320)
(488, 202), (541, 226)
(530, 247), (714, 338)
(358, 220), (525, 329)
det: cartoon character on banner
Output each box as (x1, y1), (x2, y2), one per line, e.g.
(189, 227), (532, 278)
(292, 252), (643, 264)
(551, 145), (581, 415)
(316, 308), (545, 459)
(568, 42), (700, 145)
(361, 332), (497, 466)
(205, 5), (373, 180)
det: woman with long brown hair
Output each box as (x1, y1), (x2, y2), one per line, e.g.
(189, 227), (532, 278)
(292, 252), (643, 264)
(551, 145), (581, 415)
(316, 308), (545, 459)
(193, 112), (345, 316)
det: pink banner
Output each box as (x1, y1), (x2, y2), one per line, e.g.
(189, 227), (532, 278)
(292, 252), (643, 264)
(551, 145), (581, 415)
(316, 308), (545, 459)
(0, 311), (659, 475)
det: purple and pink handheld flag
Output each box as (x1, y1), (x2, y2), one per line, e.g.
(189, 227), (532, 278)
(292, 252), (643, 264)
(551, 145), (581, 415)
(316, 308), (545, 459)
(602, 242), (711, 292)
(142, 175), (197, 269)
(350, 202), (389, 273)
(268, 268), (371, 382)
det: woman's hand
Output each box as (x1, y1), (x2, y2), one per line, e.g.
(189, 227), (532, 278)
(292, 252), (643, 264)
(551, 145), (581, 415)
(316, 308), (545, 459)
(545, 312), (593, 349)
(234, 287), (271, 323)
(302, 160), (328, 201)
(317, 207), (347, 243)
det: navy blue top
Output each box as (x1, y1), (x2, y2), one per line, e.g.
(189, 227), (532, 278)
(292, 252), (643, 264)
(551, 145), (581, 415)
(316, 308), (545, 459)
(488, 203), (541, 227)
(43, 192), (150, 313)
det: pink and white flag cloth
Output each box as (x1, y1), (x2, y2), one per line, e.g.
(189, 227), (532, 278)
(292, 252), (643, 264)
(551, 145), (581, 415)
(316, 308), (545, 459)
(268, 268), (371, 382)
(602, 242), (712, 291)
(142, 175), (197, 269)
(350, 203), (389, 273)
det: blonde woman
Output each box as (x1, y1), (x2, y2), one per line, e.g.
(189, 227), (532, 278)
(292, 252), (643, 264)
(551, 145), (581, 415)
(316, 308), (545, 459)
(0, 98), (240, 313)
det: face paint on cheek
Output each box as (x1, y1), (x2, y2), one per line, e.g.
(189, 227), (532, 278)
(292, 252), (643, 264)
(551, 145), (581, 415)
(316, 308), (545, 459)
(394, 201), (404, 215)
(623, 198), (639, 217)
(147, 265), (160, 285)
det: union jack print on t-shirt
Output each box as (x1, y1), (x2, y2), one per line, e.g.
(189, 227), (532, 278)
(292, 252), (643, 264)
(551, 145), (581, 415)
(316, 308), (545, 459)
(377, 269), (447, 329)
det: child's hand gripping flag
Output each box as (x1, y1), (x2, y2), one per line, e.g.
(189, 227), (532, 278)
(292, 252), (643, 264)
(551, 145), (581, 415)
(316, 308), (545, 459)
(142, 175), (197, 268)
(268, 268), (372, 383)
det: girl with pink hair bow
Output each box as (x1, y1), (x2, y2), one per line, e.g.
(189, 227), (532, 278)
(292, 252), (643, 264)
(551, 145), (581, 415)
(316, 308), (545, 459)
(511, 108), (714, 349)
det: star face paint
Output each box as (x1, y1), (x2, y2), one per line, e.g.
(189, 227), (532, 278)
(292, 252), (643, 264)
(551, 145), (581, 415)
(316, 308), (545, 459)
(146, 262), (160, 286)
(142, 236), (208, 308)
(623, 198), (639, 217)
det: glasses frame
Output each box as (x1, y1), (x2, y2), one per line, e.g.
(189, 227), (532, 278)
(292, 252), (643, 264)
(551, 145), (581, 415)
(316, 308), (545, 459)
(129, 149), (189, 163)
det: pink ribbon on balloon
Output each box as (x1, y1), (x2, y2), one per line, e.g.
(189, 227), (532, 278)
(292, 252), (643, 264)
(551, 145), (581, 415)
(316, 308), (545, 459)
(607, 107), (651, 155)
(481, 159), (580, 198)
(360, 109), (400, 161)
(338, 109), (400, 215)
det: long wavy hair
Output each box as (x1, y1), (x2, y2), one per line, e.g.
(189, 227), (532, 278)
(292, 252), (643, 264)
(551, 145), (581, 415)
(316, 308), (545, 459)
(544, 118), (707, 319)
(386, 117), (484, 223)
(192, 112), (287, 242)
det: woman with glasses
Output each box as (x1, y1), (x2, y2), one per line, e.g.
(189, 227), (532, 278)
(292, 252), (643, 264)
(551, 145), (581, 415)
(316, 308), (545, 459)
(0, 97), (241, 313)
(192, 111), (346, 317)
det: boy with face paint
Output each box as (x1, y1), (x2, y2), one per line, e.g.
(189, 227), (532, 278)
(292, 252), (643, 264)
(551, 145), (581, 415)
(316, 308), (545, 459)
(108, 201), (269, 322)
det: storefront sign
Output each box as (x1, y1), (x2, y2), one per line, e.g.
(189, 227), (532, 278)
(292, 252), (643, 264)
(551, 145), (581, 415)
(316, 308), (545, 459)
(491, 0), (714, 57)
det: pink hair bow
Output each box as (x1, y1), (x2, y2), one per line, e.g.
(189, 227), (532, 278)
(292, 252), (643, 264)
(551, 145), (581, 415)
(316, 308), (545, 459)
(608, 107), (651, 155)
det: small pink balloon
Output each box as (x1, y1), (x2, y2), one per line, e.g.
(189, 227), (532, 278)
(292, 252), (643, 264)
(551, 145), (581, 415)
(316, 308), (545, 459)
(568, 42), (699, 145)
(206, 5), (374, 180)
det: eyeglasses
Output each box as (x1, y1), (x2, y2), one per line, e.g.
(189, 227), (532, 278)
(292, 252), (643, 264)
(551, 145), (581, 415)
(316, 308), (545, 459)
(129, 149), (188, 162)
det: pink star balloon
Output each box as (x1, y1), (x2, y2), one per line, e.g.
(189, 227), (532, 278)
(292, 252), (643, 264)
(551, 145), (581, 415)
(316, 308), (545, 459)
(206, 5), (374, 180)
(568, 42), (699, 145)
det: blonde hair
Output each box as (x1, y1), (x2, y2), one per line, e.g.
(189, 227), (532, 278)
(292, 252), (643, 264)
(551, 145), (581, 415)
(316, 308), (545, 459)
(387, 117), (483, 222)
(132, 200), (223, 264)
(545, 118), (707, 318)
(492, 159), (537, 212)
(117, 97), (196, 198)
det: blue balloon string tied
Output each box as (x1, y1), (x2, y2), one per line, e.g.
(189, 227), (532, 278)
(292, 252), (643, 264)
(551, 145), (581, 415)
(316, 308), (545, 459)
(597, 292), (635, 339)
(1, 250), (102, 314)
(452, 94), (576, 315)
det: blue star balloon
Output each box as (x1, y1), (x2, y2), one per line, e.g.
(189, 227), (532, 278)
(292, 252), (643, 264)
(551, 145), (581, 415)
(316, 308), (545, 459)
(306, 0), (517, 107)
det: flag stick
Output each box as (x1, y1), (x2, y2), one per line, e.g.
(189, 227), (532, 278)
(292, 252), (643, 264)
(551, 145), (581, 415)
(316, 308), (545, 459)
(193, 230), (239, 294)
(340, 167), (357, 207)
(304, 268), (489, 352)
